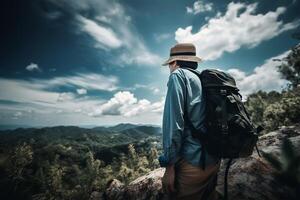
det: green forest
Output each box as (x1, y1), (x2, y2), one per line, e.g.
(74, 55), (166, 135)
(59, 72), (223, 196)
(0, 125), (161, 199)
(0, 43), (299, 200)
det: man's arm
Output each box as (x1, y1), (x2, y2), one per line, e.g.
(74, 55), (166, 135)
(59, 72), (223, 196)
(159, 71), (186, 193)
(159, 72), (186, 167)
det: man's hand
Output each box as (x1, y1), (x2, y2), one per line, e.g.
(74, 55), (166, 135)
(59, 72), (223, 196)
(162, 164), (176, 194)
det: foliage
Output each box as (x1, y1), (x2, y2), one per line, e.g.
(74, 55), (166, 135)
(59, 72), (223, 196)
(244, 90), (281, 127)
(262, 138), (300, 200)
(0, 126), (161, 200)
(263, 88), (300, 130)
(277, 44), (300, 89)
(245, 88), (300, 132)
(9, 142), (33, 180)
(244, 42), (300, 132)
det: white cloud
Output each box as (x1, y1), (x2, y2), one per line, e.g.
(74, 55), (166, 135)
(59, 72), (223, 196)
(0, 77), (105, 122)
(35, 73), (118, 92)
(96, 15), (111, 23)
(76, 88), (87, 95)
(227, 51), (289, 97)
(176, 2), (300, 60)
(119, 47), (162, 66)
(45, 0), (162, 66)
(0, 78), (59, 105)
(152, 88), (160, 94)
(90, 91), (136, 116)
(123, 99), (151, 117)
(133, 84), (162, 95)
(0, 78), (165, 125)
(150, 97), (165, 113)
(57, 92), (75, 102)
(227, 68), (246, 82)
(186, 1), (213, 15)
(77, 15), (122, 49)
(90, 91), (165, 117)
(26, 63), (41, 72)
(0, 72), (118, 114)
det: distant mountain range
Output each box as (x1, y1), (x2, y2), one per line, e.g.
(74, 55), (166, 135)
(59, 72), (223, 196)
(0, 123), (162, 147)
(0, 123), (160, 131)
(0, 123), (162, 163)
(0, 124), (35, 130)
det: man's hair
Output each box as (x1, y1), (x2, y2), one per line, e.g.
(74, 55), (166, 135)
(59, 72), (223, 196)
(176, 60), (198, 69)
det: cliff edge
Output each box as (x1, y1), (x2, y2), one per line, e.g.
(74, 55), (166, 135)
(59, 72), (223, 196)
(104, 124), (300, 200)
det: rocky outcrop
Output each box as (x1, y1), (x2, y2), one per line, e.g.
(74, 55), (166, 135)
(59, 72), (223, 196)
(103, 169), (165, 200)
(125, 168), (165, 200)
(104, 124), (300, 200)
(216, 124), (300, 200)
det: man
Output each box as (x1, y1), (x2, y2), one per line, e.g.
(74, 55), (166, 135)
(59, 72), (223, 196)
(159, 43), (220, 200)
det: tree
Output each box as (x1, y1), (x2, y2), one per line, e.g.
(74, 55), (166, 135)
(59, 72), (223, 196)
(244, 90), (281, 128)
(277, 43), (300, 89)
(10, 142), (33, 179)
(263, 88), (300, 130)
(148, 147), (159, 170)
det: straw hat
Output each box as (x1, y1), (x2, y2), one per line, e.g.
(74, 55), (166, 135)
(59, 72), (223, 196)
(162, 43), (202, 66)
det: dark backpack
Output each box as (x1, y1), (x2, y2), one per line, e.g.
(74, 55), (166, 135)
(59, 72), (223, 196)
(184, 68), (262, 200)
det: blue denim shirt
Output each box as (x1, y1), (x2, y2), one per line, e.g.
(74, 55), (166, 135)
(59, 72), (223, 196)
(159, 68), (219, 167)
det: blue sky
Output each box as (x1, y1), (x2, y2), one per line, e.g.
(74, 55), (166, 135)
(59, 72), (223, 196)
(0, 0), (299, 126)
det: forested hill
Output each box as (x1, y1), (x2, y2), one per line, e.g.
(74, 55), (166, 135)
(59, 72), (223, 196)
(0, 124), (162, 199)
(0, 123), (161, 145)
(0, 124), (161, 164)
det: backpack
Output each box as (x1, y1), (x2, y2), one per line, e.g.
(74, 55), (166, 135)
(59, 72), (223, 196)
(183, 68), (262, 200)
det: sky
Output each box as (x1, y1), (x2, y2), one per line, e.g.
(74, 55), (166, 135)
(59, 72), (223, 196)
(0, 0), (299, 127)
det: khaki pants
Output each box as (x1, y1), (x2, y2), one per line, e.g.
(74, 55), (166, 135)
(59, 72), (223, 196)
(164, 159), (220, 200)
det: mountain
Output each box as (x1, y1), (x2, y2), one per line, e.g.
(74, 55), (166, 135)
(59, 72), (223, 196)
(0, 124), (162, 164)
(92, 123), (143, 132)
(0, 124), (161, 144)
(0, 123), (162, 200)
(0, 124), (34, 130)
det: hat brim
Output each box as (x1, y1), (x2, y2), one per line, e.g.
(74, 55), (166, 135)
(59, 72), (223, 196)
(162, 55), (202, 66)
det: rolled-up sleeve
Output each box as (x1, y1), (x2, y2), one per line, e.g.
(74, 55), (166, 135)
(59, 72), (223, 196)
(159, 72), (186, 167)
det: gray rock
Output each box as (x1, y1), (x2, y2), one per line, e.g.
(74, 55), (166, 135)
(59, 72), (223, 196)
(104, 124), (300, 200)
(125, 168), (165, 200)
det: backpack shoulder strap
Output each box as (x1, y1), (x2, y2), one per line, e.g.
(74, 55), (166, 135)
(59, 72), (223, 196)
(181, 67), (207, 169)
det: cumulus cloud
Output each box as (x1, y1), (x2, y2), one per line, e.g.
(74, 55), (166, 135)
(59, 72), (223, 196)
(90, 91), (164, 117)
(186, 1), (213, 15)
(0, 71), (165, 125)
(0, 72), (118, 113)
(227, 51), (289, 97)
(26, 63), (41, 72)
(176, 2), (300, 60)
